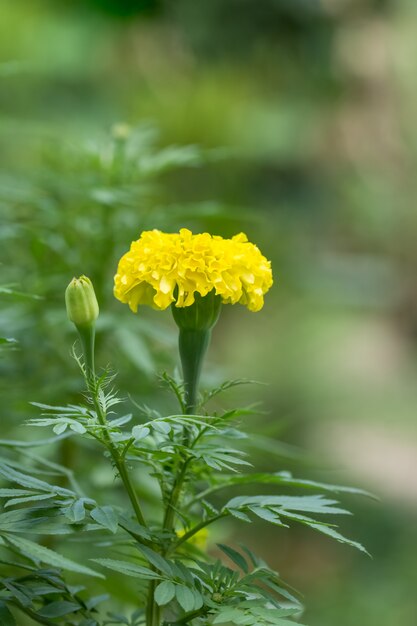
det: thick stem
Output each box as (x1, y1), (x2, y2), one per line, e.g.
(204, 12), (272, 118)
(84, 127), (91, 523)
(152, 296), (220, 626)
(178, 329), (211, 415)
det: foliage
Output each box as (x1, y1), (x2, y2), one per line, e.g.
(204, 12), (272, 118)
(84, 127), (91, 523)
(0, 329), (369, 625)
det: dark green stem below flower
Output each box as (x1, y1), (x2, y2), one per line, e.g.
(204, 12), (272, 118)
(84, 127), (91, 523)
(178, 328), (211, 415)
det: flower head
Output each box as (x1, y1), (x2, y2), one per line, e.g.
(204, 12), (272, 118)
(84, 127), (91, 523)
(114, 229), (273, 313)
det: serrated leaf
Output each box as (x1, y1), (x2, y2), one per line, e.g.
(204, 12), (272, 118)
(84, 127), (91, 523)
(226, 495), (350, 516)
(137, 545), (173, 576)
(0, 489), (34, 497)
(248, 507), (286, 526)
(90, 506), (118, 534)
(212, 472), (375, 499)
(217, 544), (248, 573)
(0, 509), (71, 535)
(5, 493), (55, 508)
(92, 558), (161, 579)
(154, 581), (176, 606)
(0, 463), (73, 497)
(3, 534), (103, 578)
(306, 522), (370, 555)
(228, 509), (252, 523)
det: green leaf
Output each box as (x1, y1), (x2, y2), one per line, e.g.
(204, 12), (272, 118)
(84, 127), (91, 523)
(191, 587), (204, 610)
(0, 508), (70, 534)
(214, 472), (375, 499)
(137, 545), (173, 576)
(0, 489), (34, 497)
(306, 522), (370, 555)
(154, 581), (176, 606)
(226, 495), (350, 516)
(132, 425), (151, 441)
(217, 544), (248, 573)
(0, 602), (16, 626)
(175, 585), (195, 611)
(62, 499), (86, 523)
(152, 421), (171, 435)
(37, 601), (81, 618)
(248, 507), (286, 526)
(0, 463), (73, 497)
(228, 509), (252, 523)
(4, 493), (55, 508)
(92, 558), (161, 579)
(90, 506), (118, 534)
(3, 534), (104, 578)
(213, 609), (243, 624)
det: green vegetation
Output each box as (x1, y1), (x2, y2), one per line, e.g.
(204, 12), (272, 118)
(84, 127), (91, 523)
(1, 0), (417, 624)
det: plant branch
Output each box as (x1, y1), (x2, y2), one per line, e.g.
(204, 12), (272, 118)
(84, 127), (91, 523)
(92, 391), (147, 528)
(79, 328), (148, 529)
(168, 513), (226, 555)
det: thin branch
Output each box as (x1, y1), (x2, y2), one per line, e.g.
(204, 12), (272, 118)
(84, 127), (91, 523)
(167, 513), (226, 555)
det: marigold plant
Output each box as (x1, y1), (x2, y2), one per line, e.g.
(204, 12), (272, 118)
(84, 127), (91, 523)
(0, 229), (369, 626)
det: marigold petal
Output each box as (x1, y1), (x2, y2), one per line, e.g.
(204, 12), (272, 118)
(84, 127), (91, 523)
(114, 229), (273, 313)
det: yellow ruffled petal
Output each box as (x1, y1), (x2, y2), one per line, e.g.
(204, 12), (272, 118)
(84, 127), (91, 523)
(114, 229), (273, 313)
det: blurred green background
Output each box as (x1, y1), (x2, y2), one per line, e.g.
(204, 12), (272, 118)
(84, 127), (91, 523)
(1, 0), (417, 624)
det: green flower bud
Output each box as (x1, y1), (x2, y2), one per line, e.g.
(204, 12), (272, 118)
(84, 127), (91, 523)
(65, 276), (99, 328)
(211, 593), (223, 603)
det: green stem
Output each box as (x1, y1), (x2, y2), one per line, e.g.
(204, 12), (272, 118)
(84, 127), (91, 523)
(162, 328), (211, 533)
(147, 582), (161, 626)
(76, 323), (95, 380)
(178, 329), (211, 414)
(78, 323), (147, 528)
(150, 296), (220, 626)
(93, 397), (147, 527)
(168, 513), (226, 556)
(162, 458), (191, 532)
(116, 457), (147, 528)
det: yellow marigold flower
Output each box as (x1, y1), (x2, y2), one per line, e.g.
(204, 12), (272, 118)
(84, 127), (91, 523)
(114, 229), (273, 313)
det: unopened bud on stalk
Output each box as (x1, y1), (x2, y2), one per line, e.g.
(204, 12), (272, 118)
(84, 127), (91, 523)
(65, 276), (99, 378)
(65, 276), (99, 329)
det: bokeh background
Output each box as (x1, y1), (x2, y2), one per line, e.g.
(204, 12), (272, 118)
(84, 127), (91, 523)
(1, 0), (417, 624)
